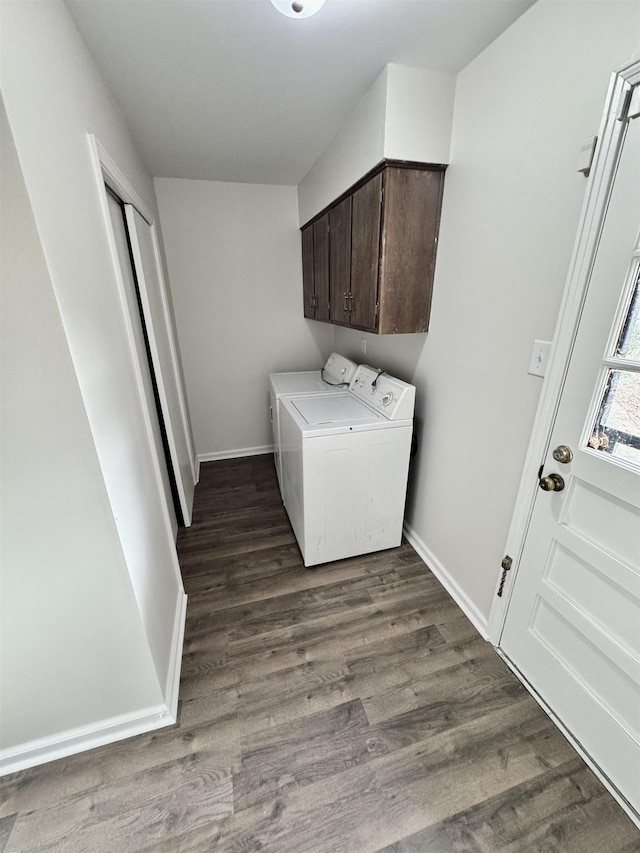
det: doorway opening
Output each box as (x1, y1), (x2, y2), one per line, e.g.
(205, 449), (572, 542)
(105, 185), (184, 528)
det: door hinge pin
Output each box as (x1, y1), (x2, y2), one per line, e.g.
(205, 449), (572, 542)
(497, 554), (513, 598)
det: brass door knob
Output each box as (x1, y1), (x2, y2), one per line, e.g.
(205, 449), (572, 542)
(552, 445), (573, 464)
(539, 473), (565, 492)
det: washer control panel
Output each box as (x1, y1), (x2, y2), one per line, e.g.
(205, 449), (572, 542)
(323, 352), (358, 385)
(350, 365), (415, 420)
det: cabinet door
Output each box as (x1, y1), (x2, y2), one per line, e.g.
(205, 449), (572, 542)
(301, 223), (315, 319)
(350, 172), (382, 331)
(378, 167), (445, 334)
(329, 196), (352, 325)
(312, 214), (330, 321)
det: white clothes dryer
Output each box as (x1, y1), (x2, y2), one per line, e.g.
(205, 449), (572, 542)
(269, 353), (357, 492)
(279, 365), (415, 567)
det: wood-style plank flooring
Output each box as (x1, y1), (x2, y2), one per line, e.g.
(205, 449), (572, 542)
(2, 455), (639, 851)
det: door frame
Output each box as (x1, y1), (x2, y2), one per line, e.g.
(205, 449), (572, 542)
(87, 134), (197, 528)
(488, 57), (640, 644)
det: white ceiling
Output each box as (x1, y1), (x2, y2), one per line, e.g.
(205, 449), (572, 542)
(65, 0), (535, 185)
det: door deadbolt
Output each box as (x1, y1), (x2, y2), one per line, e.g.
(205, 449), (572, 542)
(552, 445), (573, 464)
(539, 473), (565, 492)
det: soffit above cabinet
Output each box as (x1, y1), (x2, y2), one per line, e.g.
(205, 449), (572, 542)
(298, 64), (456, 225)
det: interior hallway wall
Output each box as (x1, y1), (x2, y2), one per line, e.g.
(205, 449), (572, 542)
(155, 178), (334, 459)
(0, 0), (190, 764)
(0, 99), (163, 756)
(333, 0), (639, 623)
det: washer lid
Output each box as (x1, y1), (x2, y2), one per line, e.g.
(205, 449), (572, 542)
(291, 394), (383, 425)
(270, 371), (326, 396)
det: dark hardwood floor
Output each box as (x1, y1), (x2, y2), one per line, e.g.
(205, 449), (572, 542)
(2, 455), (639, 851)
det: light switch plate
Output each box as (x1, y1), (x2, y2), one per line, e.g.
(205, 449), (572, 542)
(528, 340), (552, 377)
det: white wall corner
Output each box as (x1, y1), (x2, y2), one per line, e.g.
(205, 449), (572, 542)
(403, 522), (489, 640)
(198, 445), (274, 464)
(297, 62), (455, 224)
(163, 590), (188, 714)
(0, 704), (177, 777)
(297, 66), (388, 224)
(0, 588), (187, 778)
(383, 64), (455, 164)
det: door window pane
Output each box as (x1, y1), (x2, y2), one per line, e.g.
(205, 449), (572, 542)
(589, 370), (640, 467)
(615, 269), (640, 360)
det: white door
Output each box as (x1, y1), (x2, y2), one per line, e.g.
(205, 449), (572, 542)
(106, 192), (177, 529)
(125, 205), (195, 526)
(500, 76), (640, 817)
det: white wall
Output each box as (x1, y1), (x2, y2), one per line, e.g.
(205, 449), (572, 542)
(155, 178), (334, 459)
(298, 67), (388, 226)
(298, 64), (455, 225)
(384, 64), (456, 164)
(333, 0), (640, 623)
(0, 0), (190, 764)
(0, 100), (163, 753)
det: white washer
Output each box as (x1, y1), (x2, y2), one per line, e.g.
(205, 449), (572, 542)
(269, 353), (357, 492)
(279, 365), (415, 567)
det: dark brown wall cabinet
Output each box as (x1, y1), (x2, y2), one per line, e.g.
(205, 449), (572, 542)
(301, 213), (330, 321)
(301, 160), (446, 334)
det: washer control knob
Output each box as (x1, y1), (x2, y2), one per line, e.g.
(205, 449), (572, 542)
(382, 393), (393, 406)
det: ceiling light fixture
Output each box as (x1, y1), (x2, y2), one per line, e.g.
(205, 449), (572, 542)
(269, 0), (326, 19)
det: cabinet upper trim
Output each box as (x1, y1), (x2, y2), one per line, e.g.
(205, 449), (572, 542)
(300, 158), (448, 230)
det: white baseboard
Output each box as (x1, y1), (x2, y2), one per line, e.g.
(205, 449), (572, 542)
(198, 444), (273, 463)
(403, 522), (489, 640)
(0, 592), (188, 778)
(0, 703), (175, 777)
